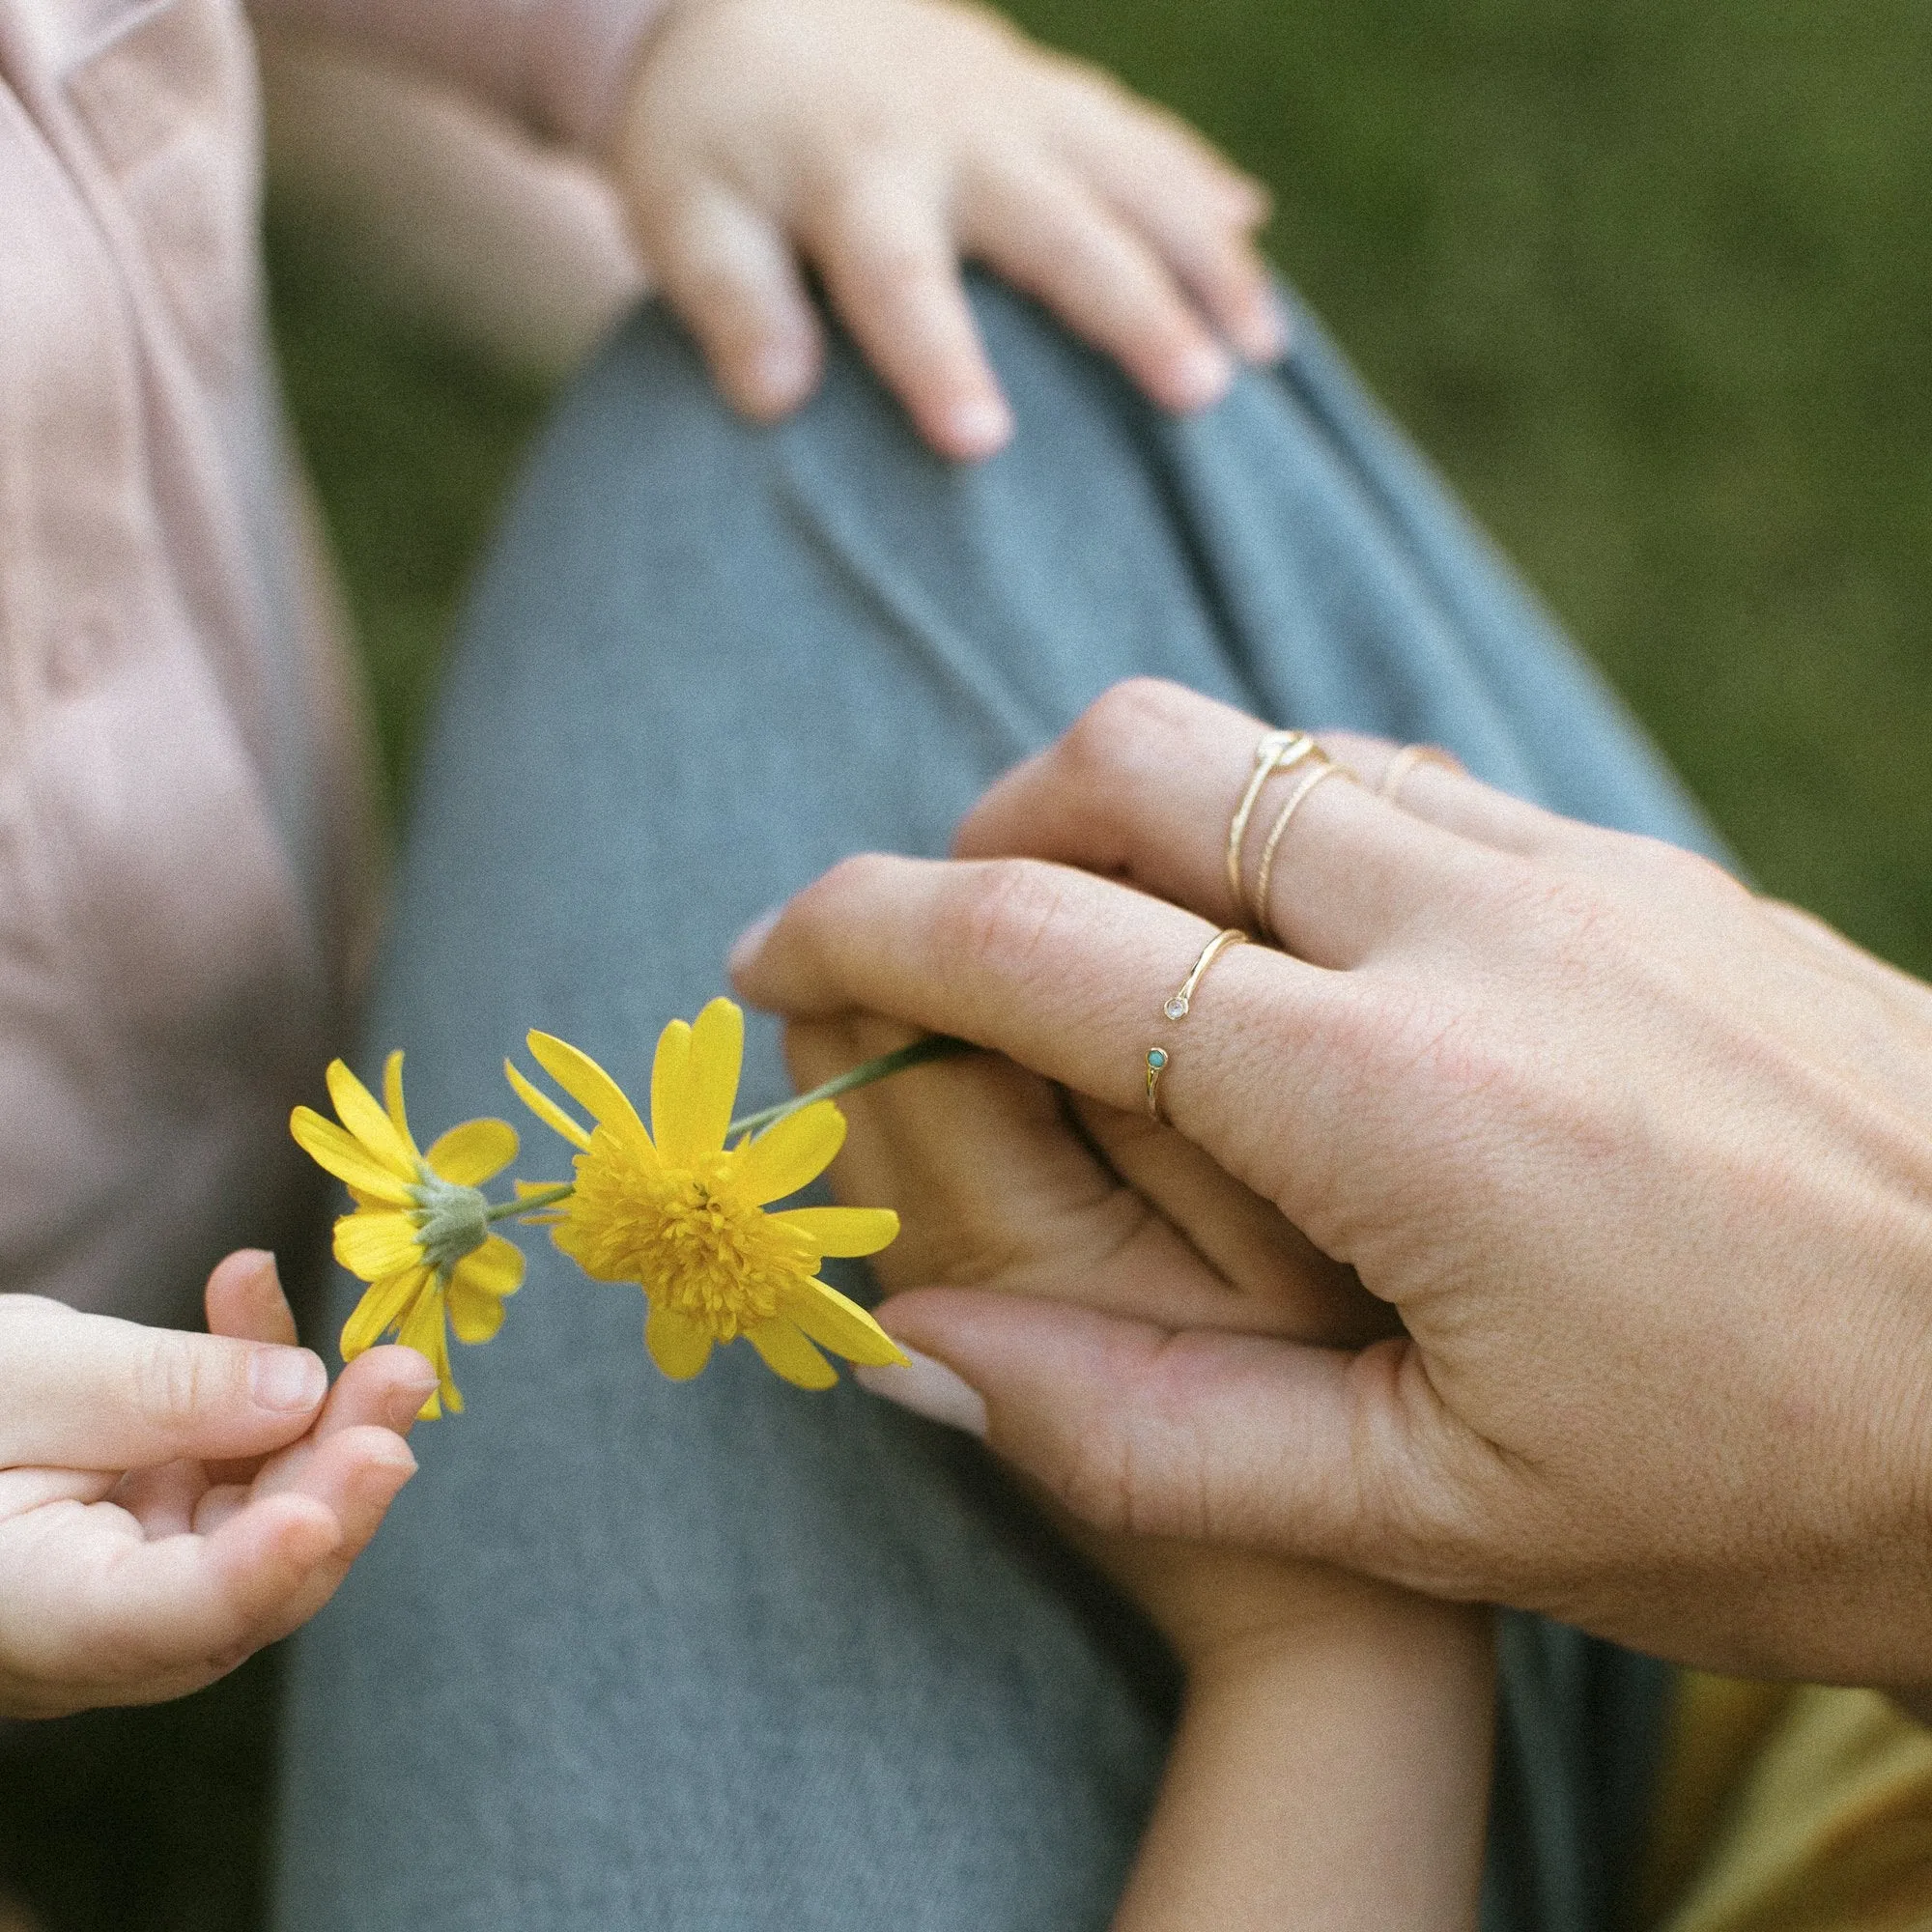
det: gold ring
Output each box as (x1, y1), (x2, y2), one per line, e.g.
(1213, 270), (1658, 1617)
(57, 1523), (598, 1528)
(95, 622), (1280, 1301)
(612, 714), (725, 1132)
(1252, 759), (1348, 944)
(1378, 743), (1463, 804)
(1226, 729), (1318, 920)
(1147, 927), (1247, 1121)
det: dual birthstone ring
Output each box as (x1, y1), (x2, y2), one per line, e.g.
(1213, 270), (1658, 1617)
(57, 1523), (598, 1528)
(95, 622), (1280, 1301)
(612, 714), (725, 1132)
(1146, 926), (1248, 1122)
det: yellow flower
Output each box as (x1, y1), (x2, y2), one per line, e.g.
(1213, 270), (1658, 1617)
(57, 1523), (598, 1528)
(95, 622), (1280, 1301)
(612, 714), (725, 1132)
(506, 999), (906, 1389)
(291, 1054), (525, 1418)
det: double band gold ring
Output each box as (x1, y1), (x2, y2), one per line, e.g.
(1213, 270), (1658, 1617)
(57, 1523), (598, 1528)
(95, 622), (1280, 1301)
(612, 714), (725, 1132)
(1378, 743), (1463, 804)
(1226, 729), (1321, 921)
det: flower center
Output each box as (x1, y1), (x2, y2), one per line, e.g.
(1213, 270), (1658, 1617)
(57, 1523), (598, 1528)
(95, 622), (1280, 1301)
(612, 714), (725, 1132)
(555, 1135), (810, 1341)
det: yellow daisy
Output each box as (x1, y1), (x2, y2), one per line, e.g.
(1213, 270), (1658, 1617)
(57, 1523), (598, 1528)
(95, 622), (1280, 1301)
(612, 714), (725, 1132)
(506, 998), (906, 1389)
(291, 1054), (525, 1417)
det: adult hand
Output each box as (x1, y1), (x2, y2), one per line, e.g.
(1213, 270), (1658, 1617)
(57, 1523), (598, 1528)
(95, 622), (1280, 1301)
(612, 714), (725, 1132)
(733, 677), (1932, 1688)
(788, 1013), (1494, 1928)
(784, 1010), (1392, 1650)
(0, 1251), (432, 1718)
(613, 0), (1282, 461)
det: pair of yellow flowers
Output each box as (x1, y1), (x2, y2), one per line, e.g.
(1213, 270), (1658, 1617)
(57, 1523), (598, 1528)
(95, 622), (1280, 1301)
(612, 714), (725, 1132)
(291, 999), (906, 1417)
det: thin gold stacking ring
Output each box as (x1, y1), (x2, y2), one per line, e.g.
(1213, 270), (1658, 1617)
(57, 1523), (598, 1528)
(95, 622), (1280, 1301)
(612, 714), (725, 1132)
(1226, 729), (1320, 917)
(1146, 926), (1247, 1122)
(1378, 743), (1463, 804)
(1252, 760), (1349, 944)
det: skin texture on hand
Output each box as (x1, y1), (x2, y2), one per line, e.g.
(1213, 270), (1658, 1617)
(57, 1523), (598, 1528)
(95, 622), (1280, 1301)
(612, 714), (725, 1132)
(785, 1015), (1493, 1928)
(612, 0), (1283, 461)
(733, 676), (1932, 1688)
(0, 1252), (431, 1718)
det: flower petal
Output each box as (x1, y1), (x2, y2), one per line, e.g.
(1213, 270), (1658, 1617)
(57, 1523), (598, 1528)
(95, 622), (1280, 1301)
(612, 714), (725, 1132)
(447, 1275), (507, 1345)
(783, 1278), (908, 1369)
(398, 1288), (459, 1417)
(733, 1101), (846, 1206)
(747, 1318), (838, 1390)
(649, 1018), (694, 1162)
(333, 1210), (426, 1282)
(381, 1050), (417, 1156)
(340, 1265), (428, 1360)
(504, 1060), (592, 1152)
(527, 1032), (650, 1145)
(684, 999), (744, 1156)
(644, 1303), (713, 1380)
(455, 1234), (525, 1299)
(768, 1206), (901, 1260)
(326, 1060), (419, 1177)
(291, 1110), (416, 1205)
(428, 1118), (520, 1187)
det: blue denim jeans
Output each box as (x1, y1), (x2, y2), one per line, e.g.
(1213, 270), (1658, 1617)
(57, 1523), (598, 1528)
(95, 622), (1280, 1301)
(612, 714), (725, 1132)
(275, 278), (1718, 1932)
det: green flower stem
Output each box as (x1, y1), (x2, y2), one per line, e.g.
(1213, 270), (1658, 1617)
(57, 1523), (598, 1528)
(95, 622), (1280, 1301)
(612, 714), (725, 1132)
(729, 1034), (976, 1139)
(488, 1182), (573, 1221)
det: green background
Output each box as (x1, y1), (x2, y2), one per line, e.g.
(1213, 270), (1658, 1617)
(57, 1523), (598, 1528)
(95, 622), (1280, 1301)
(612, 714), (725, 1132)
(5, 4), (1928, 1929)
(273, 0), (1932, 979)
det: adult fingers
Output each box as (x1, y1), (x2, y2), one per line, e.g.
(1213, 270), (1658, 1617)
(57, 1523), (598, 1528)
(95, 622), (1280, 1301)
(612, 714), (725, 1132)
(0, 1297), (327, 1473)
(641, 185), (826, 421)
(1324, 730), (1592, 861)
(960, 162), (1234, 416)
(952, 679), (1493, 966)
(862, 1289), (1503, 1599)
(786, 1013), (1374, 1342)
(734, 852), (1380, 1232)
(955, 687), (1586, 935)
(802, 169), (1014, 460)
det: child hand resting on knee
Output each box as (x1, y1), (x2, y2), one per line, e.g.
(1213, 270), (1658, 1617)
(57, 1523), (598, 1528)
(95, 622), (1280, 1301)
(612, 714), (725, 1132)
(610, 0), (1285, 458)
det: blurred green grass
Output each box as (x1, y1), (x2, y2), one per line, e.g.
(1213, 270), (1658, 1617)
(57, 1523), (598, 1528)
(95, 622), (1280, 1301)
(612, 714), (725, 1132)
(270, 0), (1932, 980)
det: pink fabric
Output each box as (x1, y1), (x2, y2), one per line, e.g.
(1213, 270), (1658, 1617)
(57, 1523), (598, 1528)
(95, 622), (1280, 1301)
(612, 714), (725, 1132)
(0, 0), (653, 1326)
(259, 0), (669, 151)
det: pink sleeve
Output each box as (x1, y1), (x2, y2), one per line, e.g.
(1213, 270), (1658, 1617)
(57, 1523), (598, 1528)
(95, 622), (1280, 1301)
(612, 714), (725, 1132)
(253, 0), (671, 152)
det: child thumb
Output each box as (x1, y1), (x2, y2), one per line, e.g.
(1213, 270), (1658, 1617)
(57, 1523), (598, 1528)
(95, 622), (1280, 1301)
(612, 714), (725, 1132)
(0, 1295), (327, 1472)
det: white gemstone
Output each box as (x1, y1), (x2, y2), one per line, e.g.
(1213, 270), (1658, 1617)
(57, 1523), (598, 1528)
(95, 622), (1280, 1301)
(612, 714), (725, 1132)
(1164, 996), (1189, 1020)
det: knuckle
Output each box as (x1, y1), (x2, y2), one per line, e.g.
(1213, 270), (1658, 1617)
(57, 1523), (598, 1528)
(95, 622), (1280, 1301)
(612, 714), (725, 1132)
(938, 861), (1069, 990)
(845, 234), (947, 311)
(133, 1334), (223, 1430)
(1042, 1419), (1139, 1539)
(789, 851), (901, 953)
(1061, 678), (1193, 779)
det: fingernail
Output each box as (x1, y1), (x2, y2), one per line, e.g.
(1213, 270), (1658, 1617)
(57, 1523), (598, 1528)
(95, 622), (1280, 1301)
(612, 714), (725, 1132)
(726, 905), (781, 982)
(854, 1347), (988, 1437)
(369, 1439), (418, 1480)
(1173, 342), (1235, 411)
(250, 1346), (327, 1412)
(387, 1354), (440, 1430)
(942, 397), (1014, 460)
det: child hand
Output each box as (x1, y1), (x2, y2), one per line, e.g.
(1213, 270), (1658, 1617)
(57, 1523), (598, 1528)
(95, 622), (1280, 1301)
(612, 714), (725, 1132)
(782, 1015), (1421, 1665)
(0, 1252), (433, 1719)
(614, 0), (1283, 461)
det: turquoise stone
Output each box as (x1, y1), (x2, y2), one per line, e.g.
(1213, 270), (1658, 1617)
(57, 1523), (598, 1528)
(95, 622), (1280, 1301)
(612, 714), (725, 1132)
(1146, 1048), (1168, 1069)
